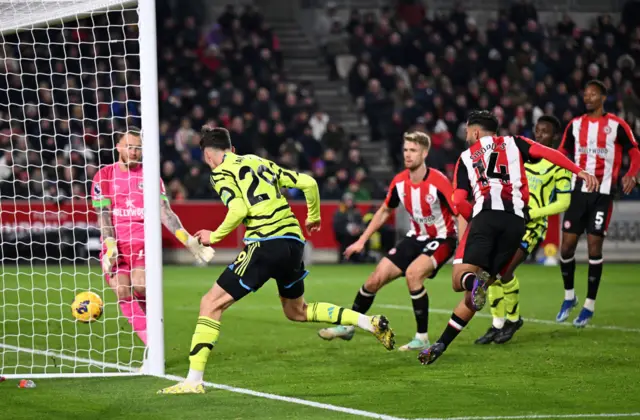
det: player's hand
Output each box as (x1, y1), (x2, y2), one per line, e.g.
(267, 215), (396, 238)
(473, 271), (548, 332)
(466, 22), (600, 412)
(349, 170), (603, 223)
(194, 230), (213, 246)
(344, 240), (365, 259)
(185, 234), (215, 264)
(577, 171), (599, 192)
(621, 175), (637, 195)
(101, 238), (118, 276)
(305, 219), (321, 235)
(101, 253), (117, 276)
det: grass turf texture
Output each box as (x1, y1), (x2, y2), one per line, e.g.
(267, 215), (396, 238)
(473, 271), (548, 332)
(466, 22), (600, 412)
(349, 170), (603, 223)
(2, 264), (640, 420)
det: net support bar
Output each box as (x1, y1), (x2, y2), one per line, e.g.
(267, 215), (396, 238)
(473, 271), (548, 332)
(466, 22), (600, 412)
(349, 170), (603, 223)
(138, 0), (165, 376)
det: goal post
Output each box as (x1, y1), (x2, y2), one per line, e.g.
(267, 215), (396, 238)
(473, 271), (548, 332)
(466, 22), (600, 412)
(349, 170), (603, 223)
(0, 0), (164, 378)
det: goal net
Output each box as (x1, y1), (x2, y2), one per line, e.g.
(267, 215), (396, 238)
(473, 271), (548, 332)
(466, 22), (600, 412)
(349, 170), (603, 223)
(0, 0), (162, 378)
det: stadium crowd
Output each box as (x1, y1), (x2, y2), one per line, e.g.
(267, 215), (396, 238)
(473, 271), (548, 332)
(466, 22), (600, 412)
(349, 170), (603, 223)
(1, 0), (640, 204)
(323, 0), (640, 198)
(0, 1), (372, 203)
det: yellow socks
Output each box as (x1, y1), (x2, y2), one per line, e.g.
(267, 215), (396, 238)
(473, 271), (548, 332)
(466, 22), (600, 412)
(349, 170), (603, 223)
(502, 275), (521, 322)
(488, 281), (505, 328)
(188, 316), (220, 372)
(306, 302), (360, 326)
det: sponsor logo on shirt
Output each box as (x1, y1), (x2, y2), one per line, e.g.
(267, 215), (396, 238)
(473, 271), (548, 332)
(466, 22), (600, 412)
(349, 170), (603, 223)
(112, 198), (144, 217)
(411, 214), (436, 225)
(578, 146), (608, 156)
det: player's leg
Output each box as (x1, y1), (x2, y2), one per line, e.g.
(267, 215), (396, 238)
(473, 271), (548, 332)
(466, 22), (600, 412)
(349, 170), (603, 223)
(280, 291), (395, 350)
(492, 248), (528, 344)
(130, 246), (147, 312)
(419, 295), (475, 365)
(451, 217), (496, 311)
(479, 226), (536, 344)
(574, 196), (611, 327)
(160, 245), (261, 394)
(318, 240), (409, 341)
(420, 213), (524, 365)
(105, 252), (147, 345)
(158, 281), (236, 395)
(277, 240), (395, 350)
(127, 267), (148, 345)
(400, 237), (455, 351)
(557, 190), (586, 322)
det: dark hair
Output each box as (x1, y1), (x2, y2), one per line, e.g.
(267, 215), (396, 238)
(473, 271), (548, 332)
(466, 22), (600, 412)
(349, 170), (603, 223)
(585, 79), (607, 96)
(200, 125), (232, 150)
(537, 115), (562, 135)
(467, 110), (499, 133)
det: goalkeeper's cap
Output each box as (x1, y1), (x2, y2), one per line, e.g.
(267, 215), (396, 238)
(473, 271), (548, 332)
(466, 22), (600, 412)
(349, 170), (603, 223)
(200, 125), (232, 150)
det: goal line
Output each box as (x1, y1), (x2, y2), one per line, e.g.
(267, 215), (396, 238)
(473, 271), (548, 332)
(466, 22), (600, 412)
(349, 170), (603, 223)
(0, 343), (142, 378)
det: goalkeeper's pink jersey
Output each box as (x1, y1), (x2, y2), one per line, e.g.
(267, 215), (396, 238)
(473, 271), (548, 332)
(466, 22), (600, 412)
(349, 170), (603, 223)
(91, 163), (167, 244)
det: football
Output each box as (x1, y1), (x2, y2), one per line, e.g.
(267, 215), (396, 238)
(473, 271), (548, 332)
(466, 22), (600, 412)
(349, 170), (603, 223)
(71, 291), (104, 323)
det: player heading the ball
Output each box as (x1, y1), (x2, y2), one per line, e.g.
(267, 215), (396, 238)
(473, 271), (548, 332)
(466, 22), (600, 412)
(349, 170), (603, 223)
(92, 128), (214, 345)
(159, 126), (395, 395)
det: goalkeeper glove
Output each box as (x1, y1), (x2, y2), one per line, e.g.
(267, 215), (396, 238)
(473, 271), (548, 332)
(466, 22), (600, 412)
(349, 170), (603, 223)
(101, 237), (118, 275)
(176, 229), (215, 264)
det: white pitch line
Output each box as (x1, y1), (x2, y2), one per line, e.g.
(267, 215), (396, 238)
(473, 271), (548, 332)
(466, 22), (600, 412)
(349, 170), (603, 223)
(414, 414), (640, 420)
(377, 304), (640, 333)
(0, 343), (406, 420)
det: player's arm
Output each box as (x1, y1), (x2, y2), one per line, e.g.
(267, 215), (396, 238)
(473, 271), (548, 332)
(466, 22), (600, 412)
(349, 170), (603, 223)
(529, 168), (572, 220)
(91, 173), (117, 274)
(558, 121), (575, 158)
(451, 158), (473, 221)
(160, 193), (215, 263)
(204, 173), (249, 245)
(271, 162), (321, 225)
(514, 136), (599, 191)
(342, 179), (397, 258)
(615, 119), (640, 193)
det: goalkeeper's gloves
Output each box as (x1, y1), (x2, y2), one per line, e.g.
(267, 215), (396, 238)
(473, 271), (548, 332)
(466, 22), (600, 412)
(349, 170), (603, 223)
(175, 228), (215, 264)
(101, 237), (118, 275)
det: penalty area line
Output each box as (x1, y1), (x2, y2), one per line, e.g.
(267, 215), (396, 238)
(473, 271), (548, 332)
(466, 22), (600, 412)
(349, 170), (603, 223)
(414, 414), (640, 420)
(0, 343), (406, 420)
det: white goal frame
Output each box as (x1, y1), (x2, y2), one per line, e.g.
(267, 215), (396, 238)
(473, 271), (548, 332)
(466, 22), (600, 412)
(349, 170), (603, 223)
(0, 0), (164, 378)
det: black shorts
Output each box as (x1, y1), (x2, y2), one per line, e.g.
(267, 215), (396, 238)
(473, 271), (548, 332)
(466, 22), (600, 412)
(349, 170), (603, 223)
(385, 236), (456, 279)
(454, 210), (526, 277)
(563, 190), (613, 237)
(217, 239), (307, 301)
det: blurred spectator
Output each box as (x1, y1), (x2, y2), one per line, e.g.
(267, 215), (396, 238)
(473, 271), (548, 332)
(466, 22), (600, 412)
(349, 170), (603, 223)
(332, 192), (368, 263)
(0, 2), (371, 203)
(340, 2), (640, 200)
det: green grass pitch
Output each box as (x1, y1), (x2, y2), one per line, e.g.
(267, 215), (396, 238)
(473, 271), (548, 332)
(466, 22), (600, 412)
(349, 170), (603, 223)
(2, 263), (640, 419)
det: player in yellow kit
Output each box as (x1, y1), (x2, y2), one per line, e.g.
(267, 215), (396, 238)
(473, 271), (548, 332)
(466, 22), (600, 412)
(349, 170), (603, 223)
(159, 126), (395, 394)
(475, 116), (572, 344)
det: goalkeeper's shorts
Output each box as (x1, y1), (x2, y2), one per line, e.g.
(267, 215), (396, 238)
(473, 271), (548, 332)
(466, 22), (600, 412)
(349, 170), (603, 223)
(217, 238), (307, 301)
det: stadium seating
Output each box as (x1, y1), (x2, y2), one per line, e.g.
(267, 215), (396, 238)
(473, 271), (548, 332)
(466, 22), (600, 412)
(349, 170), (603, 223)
(338, 3), (640, 190)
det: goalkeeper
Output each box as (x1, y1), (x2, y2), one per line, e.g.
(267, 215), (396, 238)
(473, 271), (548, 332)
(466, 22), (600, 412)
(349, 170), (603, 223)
(159, 126), (395, 395)
(92, 128), (213, 345)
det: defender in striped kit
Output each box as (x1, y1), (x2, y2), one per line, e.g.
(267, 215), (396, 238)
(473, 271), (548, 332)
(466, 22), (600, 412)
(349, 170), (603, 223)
(557, 80), (640, 327)
(418, 111), (597, 366)
(318, 132), (461, 351)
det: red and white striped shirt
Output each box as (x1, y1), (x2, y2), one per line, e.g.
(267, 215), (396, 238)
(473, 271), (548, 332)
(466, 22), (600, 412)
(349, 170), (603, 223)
(384, 168), (458, 239)
(455, 136), (532, 218)
(560, 113), (638, 195)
